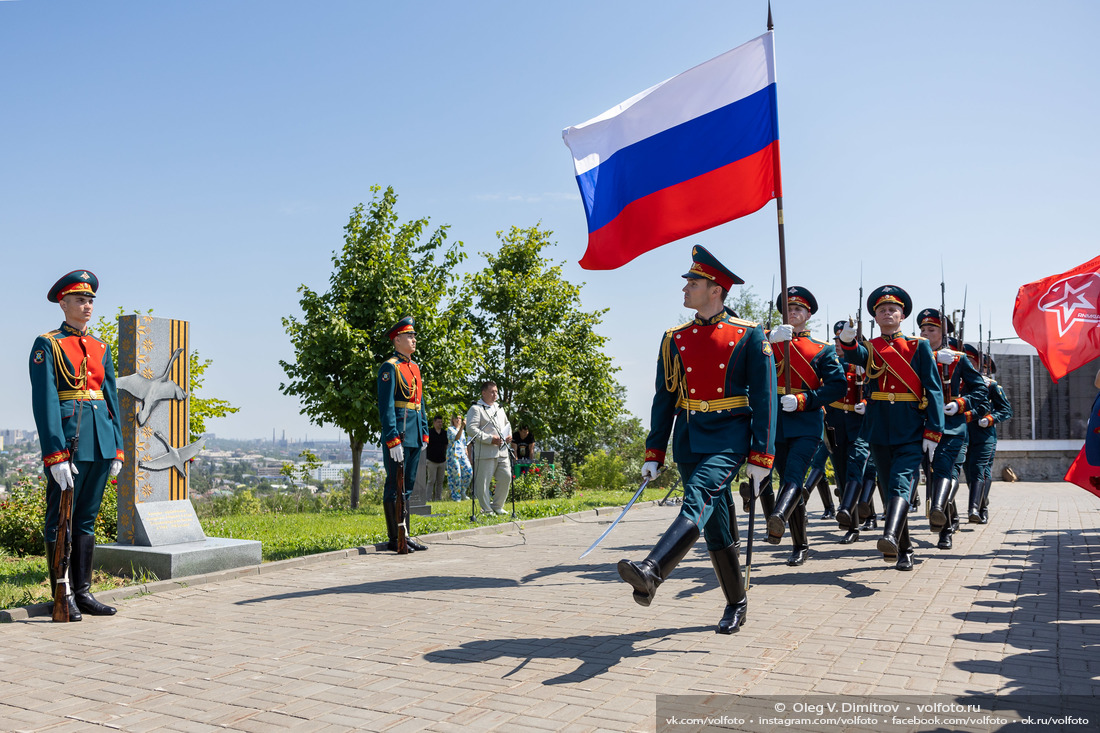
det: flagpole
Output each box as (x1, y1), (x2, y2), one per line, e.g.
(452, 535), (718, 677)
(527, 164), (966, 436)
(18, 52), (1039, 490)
(768, 3), (792, 415)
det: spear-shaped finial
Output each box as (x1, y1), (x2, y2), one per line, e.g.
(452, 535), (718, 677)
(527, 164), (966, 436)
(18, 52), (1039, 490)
(768, 0), (774, 31)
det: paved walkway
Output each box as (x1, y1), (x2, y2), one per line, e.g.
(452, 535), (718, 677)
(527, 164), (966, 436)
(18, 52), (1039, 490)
(1, 481), (1098, 732)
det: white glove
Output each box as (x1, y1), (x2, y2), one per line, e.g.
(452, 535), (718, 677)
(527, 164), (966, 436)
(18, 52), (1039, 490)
(923, 438), (938, 462)
(780, 394), (799, 412)
(768, 324), (793, 343)
(936, 349), (958, 365)
(746, 464), (771, 496)
(50, 462), (77, 491)
(109, 460), (123, 478)
(944, 400), (959, 416)
(979, 416), (993, 428)
(853, 401), (866, 415)
(838, 320), (857, 344)
(388, 444), (404, 463)
(642, 461), (659, 482)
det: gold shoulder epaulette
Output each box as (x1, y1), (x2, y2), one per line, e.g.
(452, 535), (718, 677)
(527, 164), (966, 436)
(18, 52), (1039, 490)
(725, 315), (758, 328)
(39, 330), (61, 339)
(666, 320), (694, 337)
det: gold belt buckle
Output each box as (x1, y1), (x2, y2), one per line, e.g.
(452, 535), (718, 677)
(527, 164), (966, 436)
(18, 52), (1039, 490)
(699, 400), (710, 411)
(888, 393), (896, 404)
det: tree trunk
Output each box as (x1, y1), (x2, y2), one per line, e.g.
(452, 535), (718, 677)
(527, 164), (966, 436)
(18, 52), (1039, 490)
(350, 436), (364, 509)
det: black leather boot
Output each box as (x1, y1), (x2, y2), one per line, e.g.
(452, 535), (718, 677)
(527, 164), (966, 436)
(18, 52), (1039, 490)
(739, 481), (752, 513)
(816, 477), (836, 520)
(836, 479), (861, 529)
(860, 505), (878, 530)
(895, 517), (914, 571)
(857, 477), (877, 522)
(979, 476), (991, 523)
(877, 496), (909, 560)
(927, 476), (952, 530)
(618, 515), (700, 607)
(839, 527), (860, 544)
(383, 501), (400, 552)
(937, 525), (953, 549)
(967, 479), (983, 523)
(709, 543), (747, 634)
(787, 503), (808, 566)
(44, 541), (81, 622)
(766, 482), (801, 544)
(71, 535), (116, 616)
(803, 467), (825, 503)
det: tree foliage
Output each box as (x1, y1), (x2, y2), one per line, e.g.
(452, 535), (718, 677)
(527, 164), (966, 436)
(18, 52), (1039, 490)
(462, 225), (623, 470)
(280, 185), (472, 507)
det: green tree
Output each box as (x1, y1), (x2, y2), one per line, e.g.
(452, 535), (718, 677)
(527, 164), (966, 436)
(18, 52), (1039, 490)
(462, 224), (623, 470)
(93, 307), (239, 441)
(280, 185), (473, 508)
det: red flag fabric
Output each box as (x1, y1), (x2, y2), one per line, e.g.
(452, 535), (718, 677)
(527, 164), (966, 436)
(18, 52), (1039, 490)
(1064, 446), (1100, 499)
(1012, 254), (1100, 382)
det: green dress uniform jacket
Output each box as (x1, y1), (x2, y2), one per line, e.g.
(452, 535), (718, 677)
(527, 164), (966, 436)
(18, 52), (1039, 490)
(645, 309), (776, 470)
(840, 333), (945, 446)
(30, 322), (124, 467)
(773, 333), (847, 441)
(377, 353), (429, 450)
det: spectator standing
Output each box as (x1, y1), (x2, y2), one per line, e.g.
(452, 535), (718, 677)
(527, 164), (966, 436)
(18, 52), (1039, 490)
(445, 414), (472, 501)
(425, 415), (448, 501)
(466, 381), (513, 515)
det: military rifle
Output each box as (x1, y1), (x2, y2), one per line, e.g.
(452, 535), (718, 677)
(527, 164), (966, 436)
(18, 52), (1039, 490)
(939, 263), (952, 399)
(394, 456), (408, 554)
(857, 266), (865, 402)
(51, 473), (74, 623)
(52, 417), (81, 623)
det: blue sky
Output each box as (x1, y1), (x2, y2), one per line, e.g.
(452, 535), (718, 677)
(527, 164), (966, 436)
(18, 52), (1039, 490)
(3, 1), (1097, 442)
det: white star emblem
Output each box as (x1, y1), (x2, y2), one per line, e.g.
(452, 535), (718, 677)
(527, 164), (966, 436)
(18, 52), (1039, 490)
(1039, 273), (1100, 337)
(79, 271), (90, 280)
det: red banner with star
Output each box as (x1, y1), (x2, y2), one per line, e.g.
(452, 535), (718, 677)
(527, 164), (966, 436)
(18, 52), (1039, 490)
(1012, 255), (1100, 382)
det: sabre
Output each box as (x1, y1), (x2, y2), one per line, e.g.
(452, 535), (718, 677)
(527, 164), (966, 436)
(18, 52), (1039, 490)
(579, 475), (653, 559)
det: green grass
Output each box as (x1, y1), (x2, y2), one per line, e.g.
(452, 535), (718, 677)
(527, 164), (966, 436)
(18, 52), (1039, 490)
(0, 551), (131, 612)
(206, 488), (668, 561)
(1, 488), (665, 610)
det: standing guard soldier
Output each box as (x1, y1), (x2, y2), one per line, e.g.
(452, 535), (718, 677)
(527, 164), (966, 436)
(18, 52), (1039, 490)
(829, 321), (879, 545)
(618, 246), (776, 634)
(917, 309), (989, 550)
(962, 345), (1012, 524)
(377, 317), (429, 553)
(838, 286), (944, 571)
(31, 270), (124, 619)
(763, 287), (846, 565)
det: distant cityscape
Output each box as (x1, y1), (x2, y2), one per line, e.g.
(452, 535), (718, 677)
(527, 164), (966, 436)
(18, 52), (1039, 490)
(0, 428), (384, 499)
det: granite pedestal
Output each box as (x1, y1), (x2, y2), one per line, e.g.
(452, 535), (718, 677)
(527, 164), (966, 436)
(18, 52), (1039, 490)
(95, 537), (262, 580)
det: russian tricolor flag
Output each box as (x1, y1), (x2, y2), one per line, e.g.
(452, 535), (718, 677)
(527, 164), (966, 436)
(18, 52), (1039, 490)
(563, 32), (781, 270)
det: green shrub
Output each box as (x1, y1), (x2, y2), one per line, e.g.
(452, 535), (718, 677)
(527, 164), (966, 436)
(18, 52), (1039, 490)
(0, 474), (46, 556)
(574, 449), (631, 491)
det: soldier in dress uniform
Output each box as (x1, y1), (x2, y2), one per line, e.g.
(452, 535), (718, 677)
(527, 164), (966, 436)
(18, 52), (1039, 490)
(30, 270), (124, 619)
(962, 345), (1012, 524)
(838, 286), (944, 570)
(763, 287), (846, 565)
(377, 317), (429, 553)
(618, 245), (776, 634)
(916, 309), (989, 550)
(829, 320), (879, 545)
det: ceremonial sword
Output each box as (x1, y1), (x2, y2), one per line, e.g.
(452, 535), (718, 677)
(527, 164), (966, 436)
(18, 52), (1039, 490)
(579, 474), (656, 559)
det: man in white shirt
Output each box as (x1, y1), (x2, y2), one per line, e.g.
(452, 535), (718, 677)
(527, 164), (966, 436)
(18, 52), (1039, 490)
(465, 381), (513, 516)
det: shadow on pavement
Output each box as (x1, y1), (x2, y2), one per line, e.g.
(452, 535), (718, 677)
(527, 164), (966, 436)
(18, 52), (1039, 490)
(235, 575), (520, 605)
(424, 625), (712, 686)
